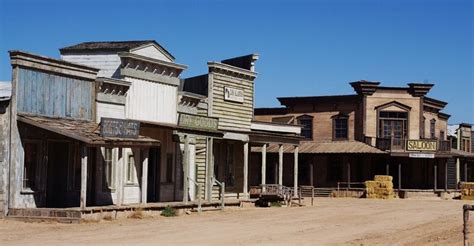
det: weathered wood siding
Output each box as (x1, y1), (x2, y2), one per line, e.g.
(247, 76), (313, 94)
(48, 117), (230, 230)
(0, 100), (9, 216)
(17, 68), (94, 120)
(125, 77), (178, 124)
(96, 102), (125, 123)
(209, 72), (254, 131)
(131, 46), (173, 62)
(61, 53), (121, 78)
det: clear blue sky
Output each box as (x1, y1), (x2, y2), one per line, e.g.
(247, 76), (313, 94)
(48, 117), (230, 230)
(1, 0), (472, 123)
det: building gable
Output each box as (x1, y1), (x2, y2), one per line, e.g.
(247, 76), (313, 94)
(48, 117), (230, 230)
(130, 43), (174, 63)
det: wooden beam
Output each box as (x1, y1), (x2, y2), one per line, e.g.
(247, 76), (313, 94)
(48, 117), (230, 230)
(183, 135), (190, 203)
(207, 138), (214, 202)
(398, 163), (401, 190)
(445, 161), (448, 192)
(347, 162), (351, 188)
(278, 144), (283, 185)
(243, 142), (249, 199)
(141, 149), (149, 204)
(261, 143), (266, 186)
(80, 146), (88, 209)
(294, 145), (299, 197)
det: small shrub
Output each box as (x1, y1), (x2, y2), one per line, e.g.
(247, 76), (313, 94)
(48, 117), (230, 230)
(161, 206), (177, 217)
(128, 208), (144, 219)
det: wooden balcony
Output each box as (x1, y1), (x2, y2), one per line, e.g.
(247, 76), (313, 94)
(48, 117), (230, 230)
(365, 137), (451, 152)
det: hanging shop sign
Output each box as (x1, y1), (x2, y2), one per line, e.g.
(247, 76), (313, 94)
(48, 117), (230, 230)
(409, 153), (435, 159)
(178, 113), (218, 131)
(100, 117), (140, 138)
(406, 139), (437, 152)
(224, 86), (244, 103)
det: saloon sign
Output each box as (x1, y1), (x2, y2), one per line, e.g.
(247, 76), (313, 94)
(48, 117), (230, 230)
(224, 86), (244, 103)
(406, 139), (437, 152)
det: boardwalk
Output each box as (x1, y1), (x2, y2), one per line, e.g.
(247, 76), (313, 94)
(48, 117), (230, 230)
(0, 198), (471, 245)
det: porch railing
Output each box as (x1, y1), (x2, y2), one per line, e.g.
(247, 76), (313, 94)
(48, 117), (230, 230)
(212, 177), (225, 209)
(371, 137), (451, 152)
(187, 177), (202, 213)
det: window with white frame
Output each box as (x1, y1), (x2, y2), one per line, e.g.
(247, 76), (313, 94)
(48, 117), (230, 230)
(103, 148), (115, 190)
(126, 153), (137, 184)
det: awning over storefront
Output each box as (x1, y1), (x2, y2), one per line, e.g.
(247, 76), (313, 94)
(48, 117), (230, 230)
(18, 114), (160, 147)
(451, 149), (474, 159)
(252, 140), (387, 154)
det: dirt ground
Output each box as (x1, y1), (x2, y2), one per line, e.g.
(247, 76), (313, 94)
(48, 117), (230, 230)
(0, 198), (472, 245)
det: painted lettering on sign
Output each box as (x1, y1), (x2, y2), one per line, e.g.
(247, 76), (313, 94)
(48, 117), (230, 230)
(100, 117), (140, 138)
(178, 113), (218, 131)
(224, 87), (244, 103)
(409, 153), (435, 158)
(406, 140), (437, 152)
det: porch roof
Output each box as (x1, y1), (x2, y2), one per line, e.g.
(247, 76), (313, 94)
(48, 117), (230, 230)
(252, 140), (387, 154)
(451, 149), (474, 158)
(18, 114), (160, 147)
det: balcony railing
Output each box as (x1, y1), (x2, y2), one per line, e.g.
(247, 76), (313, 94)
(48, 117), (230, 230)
(368, 137), (451, 152)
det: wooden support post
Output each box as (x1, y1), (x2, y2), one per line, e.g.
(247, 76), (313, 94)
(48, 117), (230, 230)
(445, 161), (448, 192)
(261, 143), (266, 186)
(311, 188), (314, 206)
(434, 164), (437, 192)
(278, 144), (283, 186)
(197, 183), (202, 214)
(386, 163), (389, 175)
(398, 163), (401, 191)
(141, 149), (149, 204)
(310, 163), (314, 187)
(207, 138), (214, 202)
(465, 162), (468, 182)
(294, 145), (299, 197)
(183, 135), (189, 203)
(347, 162), (351, 189)
(221, 182), (225, 209)
(80, 146), (88, 209)
(464, 205), (471, 246)
(298, 188), (302, 204)
(243, 142), (249, 199)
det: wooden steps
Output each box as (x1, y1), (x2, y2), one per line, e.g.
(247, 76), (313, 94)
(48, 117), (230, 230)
(7, 208), (81, 223)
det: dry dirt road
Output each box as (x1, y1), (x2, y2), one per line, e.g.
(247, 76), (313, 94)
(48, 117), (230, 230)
(0, 198), (472, 245)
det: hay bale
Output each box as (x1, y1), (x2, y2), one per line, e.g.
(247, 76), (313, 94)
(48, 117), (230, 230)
(461, 182), (474, 200)
(374, 175), (393, 182)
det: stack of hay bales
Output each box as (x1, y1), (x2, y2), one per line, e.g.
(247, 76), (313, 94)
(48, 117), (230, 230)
(461, 182), (474, 200)
(365, 175), (395, 199)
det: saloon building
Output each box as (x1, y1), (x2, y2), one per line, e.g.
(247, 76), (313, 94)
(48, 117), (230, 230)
(254, 81), (459, 195)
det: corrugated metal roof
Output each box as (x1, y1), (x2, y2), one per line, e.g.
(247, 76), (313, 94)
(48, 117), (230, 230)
(18, 114), (160, 146)
(252, 140), (387, 154)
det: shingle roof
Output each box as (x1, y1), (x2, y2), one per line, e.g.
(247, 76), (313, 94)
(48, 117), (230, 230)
(252, 141), (387, 154)
(59, 40), (175, 60)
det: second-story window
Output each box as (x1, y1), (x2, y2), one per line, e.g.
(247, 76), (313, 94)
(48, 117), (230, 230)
(430, 119), (436, 139)
(333, 116), (348, 140)
(297, 115), (313, 139)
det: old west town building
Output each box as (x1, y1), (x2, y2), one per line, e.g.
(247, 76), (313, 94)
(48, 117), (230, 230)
(254, 81), (473, 196)
(0, 40), (472, 220)
(0, 40), (301, 220)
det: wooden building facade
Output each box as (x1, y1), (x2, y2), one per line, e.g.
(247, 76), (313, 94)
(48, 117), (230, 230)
(254, 81), (458, 193)
(6, 51), (158, 214)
